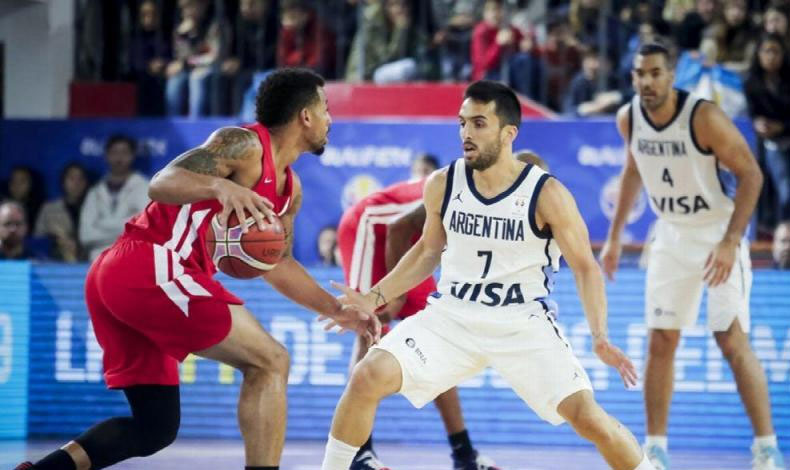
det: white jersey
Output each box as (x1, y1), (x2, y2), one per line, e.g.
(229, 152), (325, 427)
(630, 89), (736, 227)
(428, 159), (562, 316)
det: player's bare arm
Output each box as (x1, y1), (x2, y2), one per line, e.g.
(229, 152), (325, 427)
(333, 169), (447, 314)
(149, 126), (275, 230)
(378, 204), (428, 320)
(263, 175), (381, 345)
(600, 104), (645, 281)
(694, 102), (764, 286)
(538, 177), (638, 387)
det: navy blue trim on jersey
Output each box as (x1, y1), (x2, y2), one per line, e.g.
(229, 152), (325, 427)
(528, 174), (554, 239)
(537, 298), (567, 347)
(689, 99), (714, 155)
(541, 238), (555, 294)
(465, 162), (533, 205)
(440, 160), (457, 220)
(627, 103), (633, 144)
(639, 89), (689, 132)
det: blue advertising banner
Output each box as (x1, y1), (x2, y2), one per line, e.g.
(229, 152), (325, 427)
(0, 119), (756, 265)
(0, 262), (30, 439)
(12, 262), (789, 451)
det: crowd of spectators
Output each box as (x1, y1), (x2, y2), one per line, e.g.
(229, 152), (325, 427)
(4, 0), (789, 263)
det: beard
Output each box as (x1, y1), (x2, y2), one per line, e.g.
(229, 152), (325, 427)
(466, 139), (501, 171)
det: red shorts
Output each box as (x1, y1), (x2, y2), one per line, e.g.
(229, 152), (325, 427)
(337, 211), (436, 321)
(85, 238), (241, 388)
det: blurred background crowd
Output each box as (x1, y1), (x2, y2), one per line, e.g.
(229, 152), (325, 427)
(1, 0), (789, 271)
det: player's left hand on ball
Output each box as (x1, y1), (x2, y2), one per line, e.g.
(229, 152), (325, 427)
(704, 239), (737, 287)
(593, 337), (638, 388)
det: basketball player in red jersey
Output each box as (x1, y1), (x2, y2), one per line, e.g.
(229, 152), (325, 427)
(16, 68), (380, 470)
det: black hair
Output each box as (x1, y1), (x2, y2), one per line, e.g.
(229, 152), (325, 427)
(105, 134), (137, 154)
(463, 80), (521, 128)
(636, 42), (674, 69)
(255, 68), (326, 128)
(416, 153), (440, 170)
(748, 33), (790, 83)
(60, 162), (91, 190)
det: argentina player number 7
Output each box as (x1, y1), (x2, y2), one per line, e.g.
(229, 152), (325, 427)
(477, 250), (492, 278)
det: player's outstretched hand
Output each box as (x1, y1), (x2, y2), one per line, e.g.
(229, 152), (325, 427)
(599, 238), (621, 281)
(214, 178), (275, 232)
(704, 239), (737, 287)
(593, 337), (638, 388)
(317, 281), (382, 347)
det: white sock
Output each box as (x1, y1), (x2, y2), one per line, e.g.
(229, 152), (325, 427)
(634, 452), (657, 470)
(754, 435), (778, 448)
(645, 435), (668, 451)
(321, 434), (360, 470)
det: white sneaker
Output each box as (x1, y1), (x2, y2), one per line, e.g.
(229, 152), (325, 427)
(475, 454), (500, 470)
(644, 443), (670, 470)
(752, 443), (786, 470)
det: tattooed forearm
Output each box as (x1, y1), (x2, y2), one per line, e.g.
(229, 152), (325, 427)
(371, 287), (387, 308)
(172, 127), (259, 176)
(173, 148), (219, 175)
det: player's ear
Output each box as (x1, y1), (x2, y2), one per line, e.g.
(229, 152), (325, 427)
(502, 124), (518, 144)
(300, 107), (311, 127)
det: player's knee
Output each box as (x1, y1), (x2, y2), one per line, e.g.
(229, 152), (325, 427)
(137, 419), (179, 457)
(244, 342), (290, 381)
(715, 332), (747, 362)
(348, 359), (397, 400)
(567, 405), (614, 444)
(648, 329), (680, 357)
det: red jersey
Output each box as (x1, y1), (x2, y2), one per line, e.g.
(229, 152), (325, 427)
(337, 178), (435, 320)
(121, 123), (294, 276)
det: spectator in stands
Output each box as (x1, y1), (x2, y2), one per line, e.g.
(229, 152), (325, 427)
(618, 21), (661, 87)
(471, 0), (543, 99)
(704, 0), (757, 74)
(568, 0), (625, 63)
(0, 201), (33, 261)
(128, 0), (171, 116)
(663, 0), (696, 25)
(221, 0), (277, 115)
(345, 0), (433, 83)
(432, 0), (481, 81)
(762, 3), (790, 48)
(277, 0), (336, 78)
(562, 47), (623, 116)
(676, 0), (718, 51)
(34, 163), (90, 263)
(317, 225), (340, 267)
(745, 33), (790, 223)
(165, 0), (223, 117)
(773, 220), (790, 268)
(410, 153), (440, 180)
(542, 14), (583, 111)
(80, 135), (149, 261)
(4, 166), (43, 230)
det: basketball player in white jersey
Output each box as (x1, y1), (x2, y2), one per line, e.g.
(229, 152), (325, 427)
(320, 80), (656, 470)
(600, 43), (785, 470)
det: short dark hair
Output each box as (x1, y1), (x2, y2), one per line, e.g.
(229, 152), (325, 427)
(255, 68), (326, 128)
(416, 153), (440, 170)
(463, 80), (521, 128)
(636, 42), (674, 68)
(105, 134), (136, 154)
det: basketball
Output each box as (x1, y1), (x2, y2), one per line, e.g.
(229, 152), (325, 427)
(205, 212), (287, 279)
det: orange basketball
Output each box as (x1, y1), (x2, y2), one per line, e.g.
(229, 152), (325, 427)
(205, 212), (287, 279)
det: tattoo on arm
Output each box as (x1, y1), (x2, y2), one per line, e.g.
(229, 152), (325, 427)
(371, 287), (387, 308)
(172, 127), (259, 176)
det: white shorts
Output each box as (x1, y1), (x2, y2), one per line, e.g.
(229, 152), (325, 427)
(646, 221), (752, 332)
(371, 301), (592, 425)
